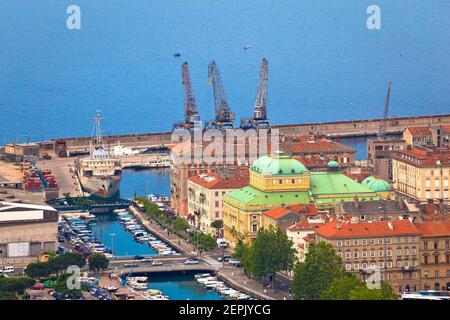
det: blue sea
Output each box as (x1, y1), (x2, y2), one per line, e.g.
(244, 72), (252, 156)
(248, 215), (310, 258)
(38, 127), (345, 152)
(0, 0), (449, 144)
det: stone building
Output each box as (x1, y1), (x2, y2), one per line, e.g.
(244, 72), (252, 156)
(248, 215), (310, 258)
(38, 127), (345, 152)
(315, 219), (421, 294)
(415, 222), (450, 291)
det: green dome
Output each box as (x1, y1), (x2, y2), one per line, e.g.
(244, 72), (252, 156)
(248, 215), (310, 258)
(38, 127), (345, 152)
(327, 160), (340, 168)
(362, 176), (391, 192)
(251, 152), (308, 176)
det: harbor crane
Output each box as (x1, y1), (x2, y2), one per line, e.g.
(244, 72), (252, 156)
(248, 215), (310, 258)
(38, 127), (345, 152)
(240, 58), (271, 130)
(173, 62), (201, 131)
(205, 60), (235, 129)
(378, 80), (391, 138)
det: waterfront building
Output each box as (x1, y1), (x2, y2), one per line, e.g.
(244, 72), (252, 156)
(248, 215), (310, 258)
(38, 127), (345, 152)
(280, 135), (355, 170)
(315, 220), (421, 294)
(367, 137), (407, 182)
(0, 201), (58, 268)
(391, 146), (450, 205)
(403, 126), (433, 146)
(222, 151), (383, 246)
(335, 199), (419, 222)
(415, 222), (450, 291)
(4, 143), (41, 162)
(187, 172), (248, 235)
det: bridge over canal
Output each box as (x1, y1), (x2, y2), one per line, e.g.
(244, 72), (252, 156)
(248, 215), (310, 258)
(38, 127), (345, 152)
(46, 196), (132, 212)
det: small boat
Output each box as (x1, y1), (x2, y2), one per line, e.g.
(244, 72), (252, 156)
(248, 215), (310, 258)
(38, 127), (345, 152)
(244, 44), (251, 50)
(195, 273), (212, 279)
(103, 285), (119, 292)
(128, 282), (147, 290)
(173, 53), (181, 58)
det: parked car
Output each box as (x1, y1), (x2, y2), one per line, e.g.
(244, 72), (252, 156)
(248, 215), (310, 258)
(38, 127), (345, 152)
(151, 260), (163, 266)
(228, 259), (241, 267)
(133, 255), (145, 260)
(31, 283), (45, 290)
(217, 238), (228, 248)
(185, 259), (200, 265)
(142, 257), (153, 263)
(0, 266), (15, 274)
(217, 255), (232, 263)
(123, 263), (139, 268)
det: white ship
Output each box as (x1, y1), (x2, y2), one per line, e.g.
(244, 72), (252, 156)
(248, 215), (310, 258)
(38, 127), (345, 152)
(75, 111), (122, 198)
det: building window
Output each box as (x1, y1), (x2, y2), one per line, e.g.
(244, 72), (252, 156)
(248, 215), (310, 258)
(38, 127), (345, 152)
(354, 240), (358, 246)
(397, 260), (402, 267)
(387, 262), (393, 268)
(362, 251), (367, 258)
(346, 264), (352, 271)
(370, 250), (375, 258)
(354, 263), (359, 270)
(354, 251), (359, 258)
(346, 252), (351, 259)
(434, 241), (439, 249)
(379, 250), (384, 257)
(362, 239), (367, 245)
(424, 242), (428, 250)
(337, 240), (342, 247)
(387, 250), (392, 257)
(345, 240), (350, 246)
(435, 270), (440, 278)
(386, 238), (391, 244)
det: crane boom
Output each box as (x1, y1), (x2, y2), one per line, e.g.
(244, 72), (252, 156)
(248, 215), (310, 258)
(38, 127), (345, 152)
(206, 60), (234, 128)
(182, 62), (200, 124)
(253, 58), (268, 120)
(379, 80), (391, 138)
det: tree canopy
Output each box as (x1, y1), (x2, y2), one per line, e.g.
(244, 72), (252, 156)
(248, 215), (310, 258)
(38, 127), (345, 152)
(292, 241), (344, 300)
(88, 253), (110, 272)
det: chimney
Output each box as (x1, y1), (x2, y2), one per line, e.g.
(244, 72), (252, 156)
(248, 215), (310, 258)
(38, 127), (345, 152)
(354, 197), (359, 210)
(388, 221), (393, 230)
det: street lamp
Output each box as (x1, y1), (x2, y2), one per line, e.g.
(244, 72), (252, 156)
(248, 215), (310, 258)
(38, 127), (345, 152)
(109, 233), (116, 256)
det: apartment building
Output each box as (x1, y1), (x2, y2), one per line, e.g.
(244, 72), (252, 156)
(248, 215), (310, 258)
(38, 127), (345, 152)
(415, 222), (450, 291)
(392, 146), (450, 205)
(315, 220), (421, 294)
(187, 173), (248, 235)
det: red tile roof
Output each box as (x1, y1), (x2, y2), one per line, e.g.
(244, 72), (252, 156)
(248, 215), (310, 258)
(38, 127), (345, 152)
(263, 207), (290, 219)
(263, 204), (319, 220)
(406, 126), (433, 136)
(288, 219), (323, 231)
(416, 222), (450, 238)
(316, 220), (420, 239)
(392, 146), (450, 167)
(188, 173), (248, 189)
(282, 135), (355, 155)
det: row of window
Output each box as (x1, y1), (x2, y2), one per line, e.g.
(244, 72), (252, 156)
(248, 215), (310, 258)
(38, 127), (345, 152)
(344, 259), (417, 271)
(340, 248), (417, 259)
(337, 237), (417, 247)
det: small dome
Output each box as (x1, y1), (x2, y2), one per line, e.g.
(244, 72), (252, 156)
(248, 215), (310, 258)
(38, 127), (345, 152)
(327, 160), (340, 168)
(362, 176), (391, 192)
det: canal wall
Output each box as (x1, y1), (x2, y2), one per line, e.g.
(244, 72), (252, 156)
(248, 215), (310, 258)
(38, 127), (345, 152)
(217, 272), (275, 300)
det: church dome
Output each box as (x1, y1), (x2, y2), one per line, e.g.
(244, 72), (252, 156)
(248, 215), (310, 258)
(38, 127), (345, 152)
(251, 151), (308, 176)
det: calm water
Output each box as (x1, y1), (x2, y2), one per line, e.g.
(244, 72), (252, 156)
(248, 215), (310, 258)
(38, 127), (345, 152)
(90, 212), (158, 256)
(120, 169), (170, 200)
(146, 273), (225, 300)
(0, 1), (449, 144)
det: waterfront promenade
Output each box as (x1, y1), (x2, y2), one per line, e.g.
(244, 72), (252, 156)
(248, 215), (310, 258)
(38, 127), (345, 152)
(129, 205), (291, 300)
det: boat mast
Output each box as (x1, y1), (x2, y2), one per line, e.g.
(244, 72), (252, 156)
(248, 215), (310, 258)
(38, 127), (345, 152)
(91, 110), (104, 154)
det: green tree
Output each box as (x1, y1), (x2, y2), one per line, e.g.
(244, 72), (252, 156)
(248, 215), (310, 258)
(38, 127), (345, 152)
(292, 241), (344, 300)
(320, 273), (363, 300)
(24, 262), (51, 279)
(173, 219), (189, 233)
(233, 239), (251, 270)
(0, 276), (35, 295)
(88, 253), (110, 272)
(245, 225), (296, 288)
(349, 282), (397, 300)
(53, 273), (83, 299)
(198, 233), (217, 252)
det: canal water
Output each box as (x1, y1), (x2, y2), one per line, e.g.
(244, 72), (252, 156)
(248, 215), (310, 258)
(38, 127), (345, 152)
(90, 212), (158, 257)
(146, 273), (225, 300)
